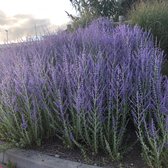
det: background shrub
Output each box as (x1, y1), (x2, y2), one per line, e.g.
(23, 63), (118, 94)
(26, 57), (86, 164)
(0, 18), (168, 166)
(68, 0), (139, 30)
(129, 0), (168, 75)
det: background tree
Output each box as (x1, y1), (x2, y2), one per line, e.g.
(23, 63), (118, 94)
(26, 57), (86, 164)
(67, 0), (139, 30)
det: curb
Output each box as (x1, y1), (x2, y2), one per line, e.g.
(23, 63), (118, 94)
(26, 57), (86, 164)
(0, 149), (102, 168)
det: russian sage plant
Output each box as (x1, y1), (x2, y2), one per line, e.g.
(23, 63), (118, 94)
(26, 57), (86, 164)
(131, 46), (168, 167)
(0, 18), (167, 165)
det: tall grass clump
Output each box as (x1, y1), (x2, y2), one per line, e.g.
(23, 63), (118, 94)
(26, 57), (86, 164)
(0, 18), (168, 166)
(129, 0), (168, 54)
(129, 0), (168, 75)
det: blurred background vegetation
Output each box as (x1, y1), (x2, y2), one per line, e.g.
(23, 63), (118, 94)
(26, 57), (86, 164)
(129, 0), (168, 75)
(67, 0), (139, 29)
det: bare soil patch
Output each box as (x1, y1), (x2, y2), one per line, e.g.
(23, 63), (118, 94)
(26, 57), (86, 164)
(32, 137), (147, 168)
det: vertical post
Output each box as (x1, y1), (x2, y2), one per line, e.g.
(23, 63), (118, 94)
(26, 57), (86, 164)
(35, 24), (38, 39)
(5, 29), (8, 43)
(67, 24), (72, 31)
(119, 15), (125, 24)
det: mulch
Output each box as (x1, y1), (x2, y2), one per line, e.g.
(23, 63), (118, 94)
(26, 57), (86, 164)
(32, 137), (147, 168)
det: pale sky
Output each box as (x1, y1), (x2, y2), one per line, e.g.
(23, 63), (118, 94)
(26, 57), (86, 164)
(0, 0), (76, 42)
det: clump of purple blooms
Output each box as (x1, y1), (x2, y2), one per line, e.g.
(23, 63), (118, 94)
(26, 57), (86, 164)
(0, 18), (168, 166)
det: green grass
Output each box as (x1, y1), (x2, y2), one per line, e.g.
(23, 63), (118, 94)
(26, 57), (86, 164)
(129, 0), (168, 64)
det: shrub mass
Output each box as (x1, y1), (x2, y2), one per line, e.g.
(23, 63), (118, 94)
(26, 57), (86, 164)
(0, 18), (168, 167)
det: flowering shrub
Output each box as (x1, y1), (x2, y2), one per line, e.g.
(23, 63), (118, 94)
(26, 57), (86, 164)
(0, 18), (168, 166)
(130, 46), (168, 167)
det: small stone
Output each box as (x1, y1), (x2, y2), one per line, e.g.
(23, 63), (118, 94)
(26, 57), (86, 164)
(130, 163), (134, 166)
(94, 163), (97, 166)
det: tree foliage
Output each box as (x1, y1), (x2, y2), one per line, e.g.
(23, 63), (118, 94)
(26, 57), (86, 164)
(70, 0), (117, 17)
(69, 0), (138, 19)
(67, 0), (138, 29)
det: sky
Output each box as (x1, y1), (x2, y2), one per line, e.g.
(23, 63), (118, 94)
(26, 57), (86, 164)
(0, 0), (76, 42)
